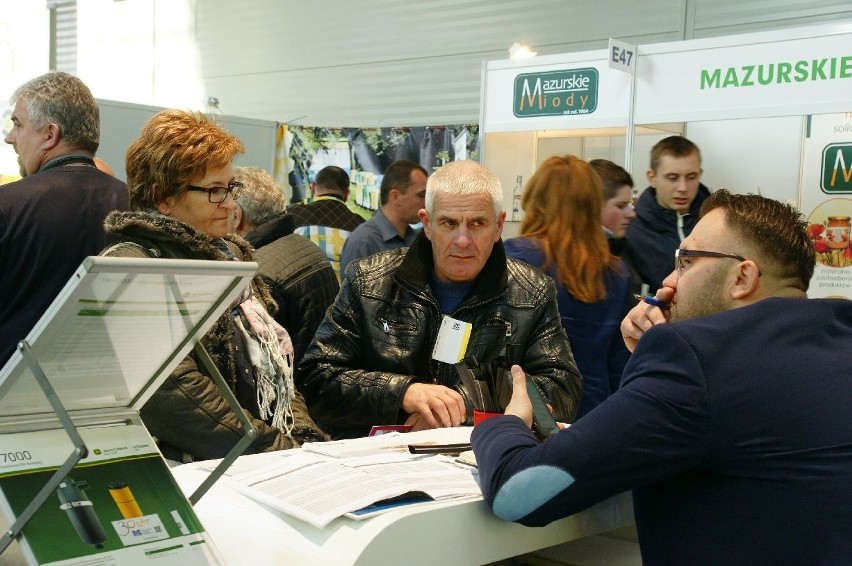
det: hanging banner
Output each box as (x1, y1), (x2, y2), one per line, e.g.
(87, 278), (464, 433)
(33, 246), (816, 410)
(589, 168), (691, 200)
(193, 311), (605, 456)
(801, 112), (852, 299)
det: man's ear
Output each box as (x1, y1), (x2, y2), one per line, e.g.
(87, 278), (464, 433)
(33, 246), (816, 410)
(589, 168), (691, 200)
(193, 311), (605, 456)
(730, 260), (761, 300)
(646, 169), (656, 187)
(418, 208), (430, 239)
(494, 210), (506, 242)
(230, 205), (245, 235)
(43, 122), (62, 150)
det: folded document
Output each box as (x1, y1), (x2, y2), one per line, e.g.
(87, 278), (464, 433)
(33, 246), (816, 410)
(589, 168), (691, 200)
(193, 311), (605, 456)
(223, 443), (480, 528)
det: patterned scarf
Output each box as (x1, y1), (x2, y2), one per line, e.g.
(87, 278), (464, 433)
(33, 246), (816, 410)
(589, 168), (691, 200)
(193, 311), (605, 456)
(233, 292), (295, 436)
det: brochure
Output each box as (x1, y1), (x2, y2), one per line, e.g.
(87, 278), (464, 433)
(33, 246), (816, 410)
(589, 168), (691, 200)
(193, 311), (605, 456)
(0, 423), (225, 565)
(220, 432), (481, 528)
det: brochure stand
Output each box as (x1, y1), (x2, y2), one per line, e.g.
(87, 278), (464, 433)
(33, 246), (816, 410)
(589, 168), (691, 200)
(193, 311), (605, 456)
(0, 256), (260, 563)
(0, 341), (89, 556)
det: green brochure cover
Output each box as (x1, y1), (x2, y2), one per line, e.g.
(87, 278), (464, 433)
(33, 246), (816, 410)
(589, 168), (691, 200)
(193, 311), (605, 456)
(0, 423), (225, 565)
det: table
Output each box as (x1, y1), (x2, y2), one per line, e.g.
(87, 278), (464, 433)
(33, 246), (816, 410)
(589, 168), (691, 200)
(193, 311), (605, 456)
(170, 429), (635, 566)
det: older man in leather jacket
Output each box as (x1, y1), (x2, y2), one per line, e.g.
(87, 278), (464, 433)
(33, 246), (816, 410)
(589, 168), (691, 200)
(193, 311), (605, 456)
(300, 160), (582, 439)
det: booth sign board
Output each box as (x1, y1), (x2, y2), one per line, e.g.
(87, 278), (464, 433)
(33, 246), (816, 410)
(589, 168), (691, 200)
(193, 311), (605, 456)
(483, 49), (631, 132)
(822, 143), (852, 194)
(513, 68), (599, 118)
(608, 38), (636, 74)
(634, 24), (852, 123)
(801, 113), (852, 299)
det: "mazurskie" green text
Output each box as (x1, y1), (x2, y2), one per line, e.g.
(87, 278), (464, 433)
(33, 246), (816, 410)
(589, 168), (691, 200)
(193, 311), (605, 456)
(700, 56), (852, 89)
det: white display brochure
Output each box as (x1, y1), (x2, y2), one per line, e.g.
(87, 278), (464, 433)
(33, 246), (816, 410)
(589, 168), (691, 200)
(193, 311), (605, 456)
(0, 256), (257, 425)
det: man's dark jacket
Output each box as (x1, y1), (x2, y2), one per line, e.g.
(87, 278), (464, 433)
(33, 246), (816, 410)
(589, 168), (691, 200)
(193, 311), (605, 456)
(299, 232), (582, 438)
(288, 195), (364, 232)
(245, 213), (339, 371)
(0, 163), (128, 365)
(626, 183), (711, 292)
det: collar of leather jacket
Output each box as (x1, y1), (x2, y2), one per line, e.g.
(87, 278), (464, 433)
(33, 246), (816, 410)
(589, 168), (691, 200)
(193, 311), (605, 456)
(393, 231), (509, 303)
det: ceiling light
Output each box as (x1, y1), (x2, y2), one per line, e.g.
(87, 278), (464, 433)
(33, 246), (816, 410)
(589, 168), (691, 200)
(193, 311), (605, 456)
(508, 42), (537, 59)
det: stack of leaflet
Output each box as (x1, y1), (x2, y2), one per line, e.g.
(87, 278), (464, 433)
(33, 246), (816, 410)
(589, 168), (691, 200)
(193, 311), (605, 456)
(188, 427), (480, 529)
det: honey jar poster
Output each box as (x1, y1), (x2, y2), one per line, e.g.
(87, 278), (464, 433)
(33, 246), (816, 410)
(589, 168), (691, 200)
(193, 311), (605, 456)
(800, 112), (852, 299)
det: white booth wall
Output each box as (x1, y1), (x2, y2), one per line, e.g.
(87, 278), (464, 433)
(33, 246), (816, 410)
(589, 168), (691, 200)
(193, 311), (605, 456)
(686, 116), (805, 206)
(96, 99), (277, 183)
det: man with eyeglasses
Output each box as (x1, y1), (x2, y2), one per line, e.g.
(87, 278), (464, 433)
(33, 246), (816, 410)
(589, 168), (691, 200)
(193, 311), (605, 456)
(472, 189), (852, 564)
(0, 72), (129, 366)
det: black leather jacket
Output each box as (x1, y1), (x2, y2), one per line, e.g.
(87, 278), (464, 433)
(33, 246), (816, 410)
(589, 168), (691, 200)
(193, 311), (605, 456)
(299, 232), (582, 438)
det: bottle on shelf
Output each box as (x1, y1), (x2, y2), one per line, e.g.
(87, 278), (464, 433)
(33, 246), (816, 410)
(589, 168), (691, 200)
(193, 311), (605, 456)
(511, 175), (523, 222)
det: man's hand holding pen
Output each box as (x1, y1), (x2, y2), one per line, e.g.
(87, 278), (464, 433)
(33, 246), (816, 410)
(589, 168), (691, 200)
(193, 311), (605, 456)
(621, 286), (675, 352)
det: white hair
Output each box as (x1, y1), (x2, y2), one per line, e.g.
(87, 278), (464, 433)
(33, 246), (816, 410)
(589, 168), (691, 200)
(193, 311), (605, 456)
(425, 160), (503, 216)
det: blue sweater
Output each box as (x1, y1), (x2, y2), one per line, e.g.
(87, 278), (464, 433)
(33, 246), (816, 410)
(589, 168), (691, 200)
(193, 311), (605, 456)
(504, 237), (630, 418)
(472, 297), (852, 565)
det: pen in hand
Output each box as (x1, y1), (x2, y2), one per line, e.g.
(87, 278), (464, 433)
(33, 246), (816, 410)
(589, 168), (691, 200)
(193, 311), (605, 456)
(634, 294), (671, 311)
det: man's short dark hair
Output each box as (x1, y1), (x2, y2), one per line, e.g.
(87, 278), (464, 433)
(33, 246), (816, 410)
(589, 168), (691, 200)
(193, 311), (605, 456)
(380, 160), (428, 206)
(700, 189), (815, 291)
(650, 136), (701, 172)
(589, 159), (634, 200)
(315, 166), (350, 196)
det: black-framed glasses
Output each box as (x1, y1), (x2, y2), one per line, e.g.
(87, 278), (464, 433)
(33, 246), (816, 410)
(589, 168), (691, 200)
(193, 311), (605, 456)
(185, 181), (243, 203)
(675, 248), (747, 273)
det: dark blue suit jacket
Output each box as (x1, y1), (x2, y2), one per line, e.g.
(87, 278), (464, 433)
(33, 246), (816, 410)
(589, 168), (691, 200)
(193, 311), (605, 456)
(473, 297), (852, 565)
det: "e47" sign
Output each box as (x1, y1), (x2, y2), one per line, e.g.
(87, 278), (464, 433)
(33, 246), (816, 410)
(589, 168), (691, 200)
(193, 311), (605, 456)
(608, 38), (636, 74)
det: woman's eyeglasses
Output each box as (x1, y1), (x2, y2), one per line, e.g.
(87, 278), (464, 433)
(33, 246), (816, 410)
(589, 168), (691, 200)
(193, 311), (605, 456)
(186, 181), (243, 203)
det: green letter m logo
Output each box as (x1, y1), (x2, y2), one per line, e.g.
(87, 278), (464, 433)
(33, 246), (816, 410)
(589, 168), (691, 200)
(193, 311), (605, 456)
(822, 143), (852, 194)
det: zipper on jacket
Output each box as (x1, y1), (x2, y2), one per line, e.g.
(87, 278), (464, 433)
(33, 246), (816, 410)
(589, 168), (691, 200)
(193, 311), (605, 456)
(677, 212), (687, 242)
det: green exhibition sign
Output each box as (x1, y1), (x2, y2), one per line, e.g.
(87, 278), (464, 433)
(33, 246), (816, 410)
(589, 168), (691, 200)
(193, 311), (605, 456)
(513, 68), (599, 118)
(822, 142), (852, 194)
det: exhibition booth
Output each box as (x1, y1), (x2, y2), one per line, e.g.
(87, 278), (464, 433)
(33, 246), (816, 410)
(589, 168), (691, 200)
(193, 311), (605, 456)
(2, 19), (852, 566)
(480, 22), (852, 298)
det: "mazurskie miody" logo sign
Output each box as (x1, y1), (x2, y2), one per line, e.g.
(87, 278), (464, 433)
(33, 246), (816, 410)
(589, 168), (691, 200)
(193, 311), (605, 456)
(513, 68), (599, 118)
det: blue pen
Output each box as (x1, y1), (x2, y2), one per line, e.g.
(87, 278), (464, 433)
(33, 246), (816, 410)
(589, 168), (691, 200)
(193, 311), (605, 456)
(634, 294), (671, 311)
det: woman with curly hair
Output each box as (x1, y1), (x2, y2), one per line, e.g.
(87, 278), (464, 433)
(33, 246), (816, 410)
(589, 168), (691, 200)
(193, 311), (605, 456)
(102, 109), (326, 462)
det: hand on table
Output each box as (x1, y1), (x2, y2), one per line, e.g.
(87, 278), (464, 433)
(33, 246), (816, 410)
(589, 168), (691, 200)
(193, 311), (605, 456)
(402, 383), (466, 430)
